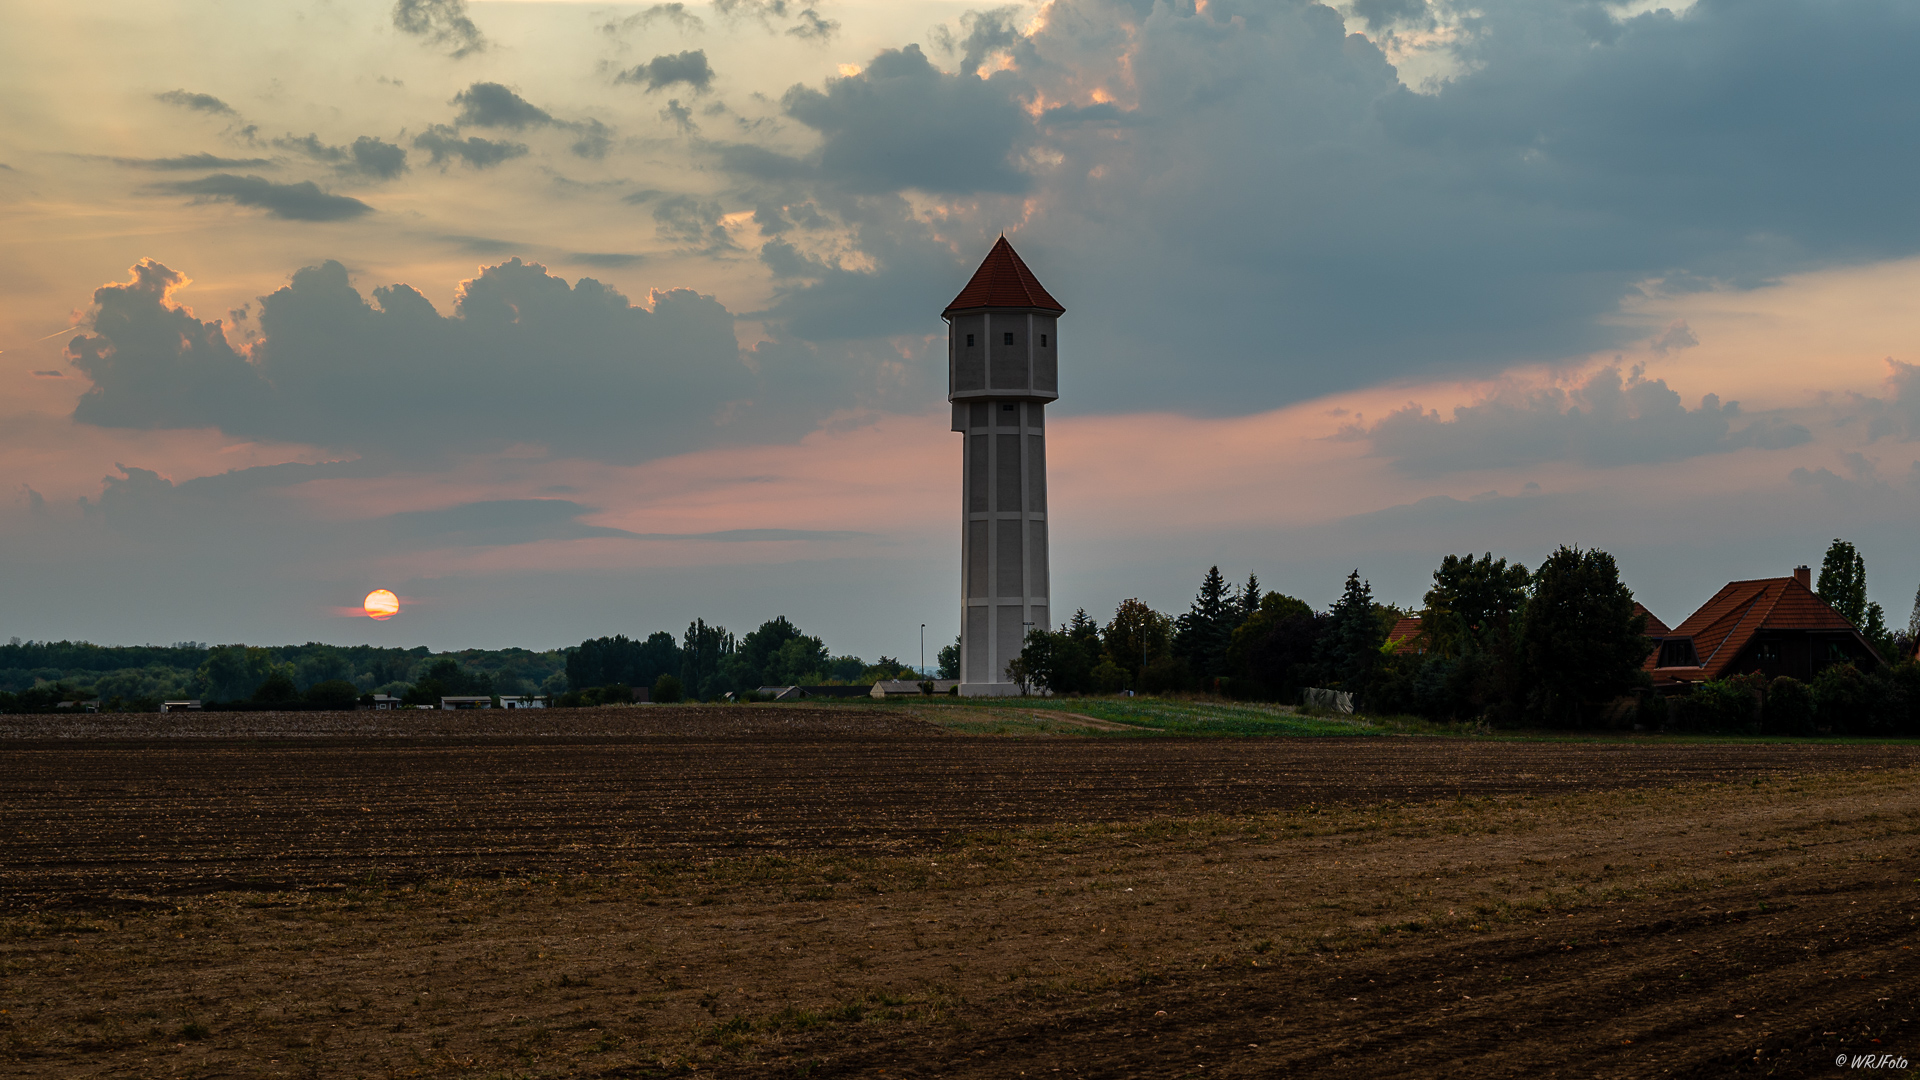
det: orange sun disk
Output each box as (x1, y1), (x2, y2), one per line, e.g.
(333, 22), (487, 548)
(363, 589), (400, 621)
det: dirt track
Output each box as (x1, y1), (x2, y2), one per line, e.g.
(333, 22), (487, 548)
(2, 710), (1912, 902)
(2, 712), (1917, 1078)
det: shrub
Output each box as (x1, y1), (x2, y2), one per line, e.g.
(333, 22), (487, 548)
(1667, 680), (1751, 733)
(1812, 663), (1877, 735)
(652, 674), (684, 704)
(304, 679), (360, 710)
(1762, 676), (1815, 736)
(251, 670), (299, 706)
(1089, 660), (1128, 694)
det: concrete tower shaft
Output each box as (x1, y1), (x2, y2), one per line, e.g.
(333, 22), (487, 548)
(943, 238), (1064, 696)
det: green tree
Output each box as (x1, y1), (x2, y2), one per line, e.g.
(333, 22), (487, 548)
(1515, 545), (1649, 726)
(1227, 592), (1319, 700)
(1238, 572), (1262, 623)
(1816, 539), (1869, 625)
(1317, 571), (1385, 695)
(651, 673), (684, 703)
(1014, 625), (1096, 695)
(1420, 553), (1530, 658)
(304, 679), (360, 710)
(196, 645), (279, 703)
(251, 669), (299, 705)
(1102, 599), (1172, 687)
(1173, 566), (1235, 686)
(1818, 539), (1892, 654)
(680, 619), (735, 700)
(936, 636), (960, 680)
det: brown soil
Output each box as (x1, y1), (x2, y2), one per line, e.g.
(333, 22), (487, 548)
(1, 714), (1915, 1078)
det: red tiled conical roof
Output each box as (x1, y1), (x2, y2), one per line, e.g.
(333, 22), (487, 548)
(943, 236), (1064, 316)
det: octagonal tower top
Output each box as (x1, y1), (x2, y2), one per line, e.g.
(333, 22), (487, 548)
(943, 236), (1065, 317)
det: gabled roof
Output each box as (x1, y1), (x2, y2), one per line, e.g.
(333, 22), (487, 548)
(1386, 616), (1424, 654)
(1634, 602), (1671, 638)
(944, 236), (1065, 316)
(1646, 575), (1874, 680)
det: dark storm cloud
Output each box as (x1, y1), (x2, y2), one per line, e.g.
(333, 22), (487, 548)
(111, 152), (274, 170)
(153, 90), (235, 115)
(451, 82), (553, 129)
(1351, 368), (1812, 476)
(779, 45), (1029, 194)
(713, 0), (1920, 413)
(929, 6), (1031, 75)
(752, 197), (978, 341)
(157, 174), (374, 221)
(392, 0), (486, 58)
(615, 50), (715, 93)
(411, 126), (528, 169)
(63, 257), (878, 462)
(66, 260), (269, 430)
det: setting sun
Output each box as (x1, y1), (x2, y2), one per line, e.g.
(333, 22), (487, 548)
(363, 589), (400, 621)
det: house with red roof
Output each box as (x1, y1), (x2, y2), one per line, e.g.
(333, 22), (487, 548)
(1385, 616), (1424, 654)
(1645, 566), (1885, 688)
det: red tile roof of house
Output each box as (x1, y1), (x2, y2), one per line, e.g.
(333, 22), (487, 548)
(1646, 575), (1871, 681)
(1386, 616), (1424, 654)
(1634, 602), (1671, 638)
(944, 236), (1065, 316)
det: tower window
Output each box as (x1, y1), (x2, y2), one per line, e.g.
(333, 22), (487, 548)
(1040, 333), (1048, 347)
(1003, 332), (1015, 345)
(966, 333), (975, 347)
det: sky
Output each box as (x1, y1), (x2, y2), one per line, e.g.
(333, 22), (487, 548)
(2, 0), (1917, 657)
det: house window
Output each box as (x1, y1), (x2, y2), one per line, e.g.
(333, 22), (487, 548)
(1003, 332), (1015, 345)
(965, 333), (975, 347)
(1040, 333), (1048, 347)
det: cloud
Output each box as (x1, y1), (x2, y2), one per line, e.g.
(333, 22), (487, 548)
(62, 257), (884, 462)
(156, 174), (374, 221)
(603, 4), (705, 36)
(568, 119), (613, 160)
(568, 252), (645, 267)
(153, 90), (235, 115)
(451, 82), (553, 129)
(392, 0), (486, 58)
(687, 0), (1920, 415)
(713, 0), (837, 41)
(380, 499), (640, 546)
(615, 50), (714, 93)
(66, 260), (269, 430)
(659, 99), (697, 133)
(111, 152), (274, 170)
(778, 44), (1030, 194)
(785, 8), (836, 41)
(1855, 359), (1920, 442)
(411, 125), (528, 169)
(274, 134), (410, 179)
(651, 195), (738, 254)
(1351, 367), (1812, 475)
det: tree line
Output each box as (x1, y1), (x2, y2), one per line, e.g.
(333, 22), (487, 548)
(561, 616), (919, 705)
(1011, 540), (1920, 733)
(0, 641), (564, 713)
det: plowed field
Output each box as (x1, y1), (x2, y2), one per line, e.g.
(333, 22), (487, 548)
(1, 707), (1915, 1078)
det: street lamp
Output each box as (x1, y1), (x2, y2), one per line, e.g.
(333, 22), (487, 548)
(920, 623), (926, 678)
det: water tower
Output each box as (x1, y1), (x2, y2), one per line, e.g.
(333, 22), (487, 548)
(943, 237), (1064, 695)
